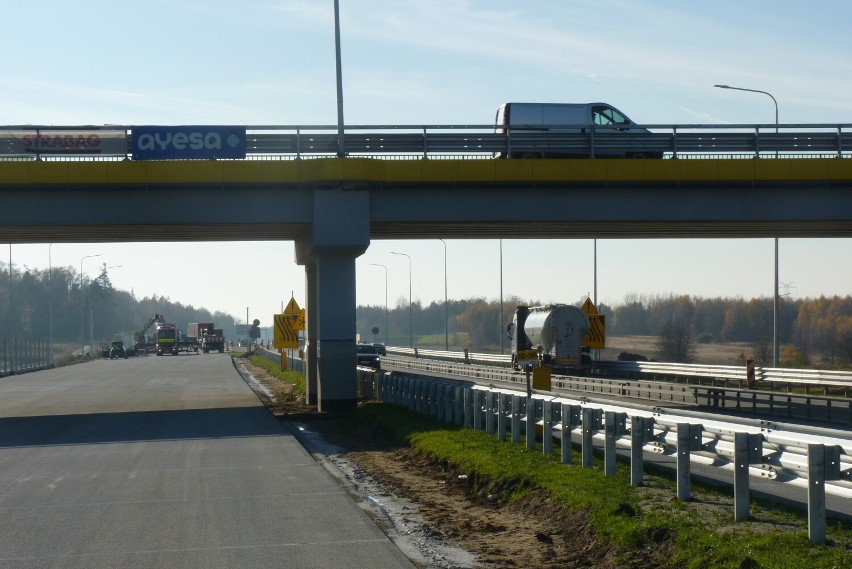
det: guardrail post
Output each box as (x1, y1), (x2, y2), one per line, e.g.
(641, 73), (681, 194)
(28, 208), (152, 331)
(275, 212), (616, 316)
(498, 393), (507, 441)
(676, 423), (701, 501)
(526, 398), (537, 450)
(808, 443), (827, 545)
(561, 404), (579, 464)
(473, 390), (482, 430)
(485, 391), (495, 435)
(734, 432), (751, 522)
(604, 412), (626, 477)
(604, 411), (617, 476)
(542, 400), (553, 456)
(511, 395), (521, 444)
(630, 416), (652, 486)
(379, 374), (388, 403)
(415, 379), (425, 413)
(582, 407), (601, 468)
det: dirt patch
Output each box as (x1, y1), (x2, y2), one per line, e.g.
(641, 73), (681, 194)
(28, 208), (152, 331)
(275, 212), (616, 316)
(234, 356), (671, 568)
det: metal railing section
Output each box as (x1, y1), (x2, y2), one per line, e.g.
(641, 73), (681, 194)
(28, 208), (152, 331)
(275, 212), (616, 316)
(373, 370), (852, 544)
(381, 353), (852, 426)
(2, 123), (852, 161)
(0, 338), (51, 377)
(387, 346), (852, 391)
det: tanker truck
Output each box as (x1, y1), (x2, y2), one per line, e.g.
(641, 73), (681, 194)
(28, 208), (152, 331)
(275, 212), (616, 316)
(508, 304), (591, 374)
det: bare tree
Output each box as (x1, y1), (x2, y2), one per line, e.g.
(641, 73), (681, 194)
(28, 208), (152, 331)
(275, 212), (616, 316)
(656, 319), (696, 363)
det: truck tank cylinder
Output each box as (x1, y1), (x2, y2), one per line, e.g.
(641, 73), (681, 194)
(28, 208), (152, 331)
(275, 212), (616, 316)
(512, 306), (532, 350)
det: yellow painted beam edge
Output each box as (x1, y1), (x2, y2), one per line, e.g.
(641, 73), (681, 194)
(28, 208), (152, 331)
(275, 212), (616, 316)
(1, 157), (849, 185)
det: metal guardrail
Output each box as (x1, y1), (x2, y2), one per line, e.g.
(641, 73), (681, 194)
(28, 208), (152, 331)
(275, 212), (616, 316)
(382, 351), (852, 426)
(387, 346), (852, 391)
(0, 338), (51, 377)
(2, 123), (852, 160)
(372, 371), (852, 544)
(599, 360), (852, 391)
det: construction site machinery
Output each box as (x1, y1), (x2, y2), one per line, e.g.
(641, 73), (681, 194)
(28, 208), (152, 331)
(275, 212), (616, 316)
(177, 330), (199, 354)
(135, 314), (165, 354)
(156, 322), (179, 356)
(203, 328), (225, 354)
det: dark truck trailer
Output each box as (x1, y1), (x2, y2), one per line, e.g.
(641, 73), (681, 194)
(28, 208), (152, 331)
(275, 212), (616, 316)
(177, 330), (199, 354)
(197, 323), (224, 353)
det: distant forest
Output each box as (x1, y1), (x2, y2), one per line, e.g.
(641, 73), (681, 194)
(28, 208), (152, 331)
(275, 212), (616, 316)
(356, 293), (852, 368)
(2, 262), (851, 368)
(0, 263), (237, 351)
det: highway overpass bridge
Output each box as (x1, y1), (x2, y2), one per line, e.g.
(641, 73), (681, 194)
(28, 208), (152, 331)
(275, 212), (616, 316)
(2, 130), (851, 411)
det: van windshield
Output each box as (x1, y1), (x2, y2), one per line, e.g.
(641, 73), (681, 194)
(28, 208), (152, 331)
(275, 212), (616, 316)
(592, 105), (629, 126)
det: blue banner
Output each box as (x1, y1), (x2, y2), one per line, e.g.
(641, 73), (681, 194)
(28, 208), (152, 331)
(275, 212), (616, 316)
(131, 125), (246, 160)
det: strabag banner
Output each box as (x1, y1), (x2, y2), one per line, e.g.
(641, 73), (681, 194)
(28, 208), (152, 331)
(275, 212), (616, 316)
(131, 125), (246, 160)
(0, 130), (128, 156)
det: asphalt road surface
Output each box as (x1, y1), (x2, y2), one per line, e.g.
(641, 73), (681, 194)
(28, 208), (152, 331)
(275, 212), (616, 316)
(0, 354), (413, 569)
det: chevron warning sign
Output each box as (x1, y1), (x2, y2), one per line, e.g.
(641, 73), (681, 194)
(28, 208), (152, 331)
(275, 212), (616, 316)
(274, 314), (300, 349)
(581, 297), (606, 349)
(275, 297), (304, 349)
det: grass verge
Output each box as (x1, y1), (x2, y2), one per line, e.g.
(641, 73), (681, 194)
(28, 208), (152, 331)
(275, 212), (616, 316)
(336, 402), (852, 569)
(233, 351), (306, 397)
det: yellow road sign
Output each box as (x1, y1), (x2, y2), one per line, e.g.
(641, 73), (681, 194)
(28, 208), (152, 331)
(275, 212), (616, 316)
(581, 297), (605, 349)
(515, 349), (539, 364)
(293, 308), (306, 331)
(581, 297), (598, 316)
(274, 313), (299, 349)
(284, 297), (301, 316)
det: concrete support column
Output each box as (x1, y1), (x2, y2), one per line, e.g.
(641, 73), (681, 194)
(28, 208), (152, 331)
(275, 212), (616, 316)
(315, 253), (359, 412)
(304, 262), (318, 405)
(294, 187), (370, 413)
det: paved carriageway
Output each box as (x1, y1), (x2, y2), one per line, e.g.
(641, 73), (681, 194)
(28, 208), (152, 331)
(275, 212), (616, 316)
(0, 355), (413, 569)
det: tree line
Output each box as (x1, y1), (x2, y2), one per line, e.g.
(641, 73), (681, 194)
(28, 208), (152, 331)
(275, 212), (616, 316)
(0, 262), (236, 353)
(3, 261), (850, 368)
(357, 292), (852, 368)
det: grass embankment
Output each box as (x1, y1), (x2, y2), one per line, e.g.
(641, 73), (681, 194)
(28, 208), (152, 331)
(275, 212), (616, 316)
(234, 352), (306, 397)
(239, 360), (852, 567)
(336, 403), (852, 569)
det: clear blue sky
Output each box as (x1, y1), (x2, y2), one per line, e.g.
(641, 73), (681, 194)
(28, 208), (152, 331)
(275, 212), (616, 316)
(4, 1), (852, 326)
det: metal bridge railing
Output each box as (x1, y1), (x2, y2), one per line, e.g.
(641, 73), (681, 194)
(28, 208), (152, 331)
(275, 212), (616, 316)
(3, 123), (852, 161)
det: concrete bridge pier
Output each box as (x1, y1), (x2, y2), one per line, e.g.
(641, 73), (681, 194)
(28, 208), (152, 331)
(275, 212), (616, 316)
(296, 188), (369, 412)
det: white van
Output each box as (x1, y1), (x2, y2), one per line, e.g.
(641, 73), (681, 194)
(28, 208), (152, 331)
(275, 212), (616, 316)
(495, 102), (660, 158)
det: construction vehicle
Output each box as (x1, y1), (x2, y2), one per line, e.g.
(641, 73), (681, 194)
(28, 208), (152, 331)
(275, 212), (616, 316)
(202, 327), (225, 353)
(187, 323), (201, 347)
(177, 330), (199, 353)
(507, 304), (591, 374)
(156, 322), (179, 356)
(135, 314), (165, 354)
(193, 322), (224, 353)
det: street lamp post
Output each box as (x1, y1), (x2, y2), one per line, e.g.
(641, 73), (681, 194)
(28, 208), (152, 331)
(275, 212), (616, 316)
(48, 243), (53, 367)
(714, 84), (780, 366)
(438, 239), (448, 351)
(369, 264), (388, 344)
(80, 253), (102, 359)
(390, 251), (412, 348)
(499, 240), (504, 354)
(333, 0), (345, 158)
